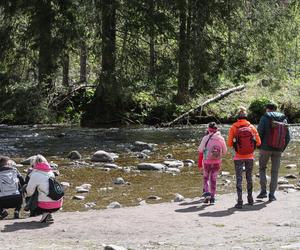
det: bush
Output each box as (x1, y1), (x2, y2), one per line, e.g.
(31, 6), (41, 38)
(248, 97), (272, 123)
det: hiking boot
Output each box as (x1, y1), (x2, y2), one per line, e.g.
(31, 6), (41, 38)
(46, 213), (54, 223)
(40, 213), (50, 223)
(269, 194), (277, 202)
(202, 192), (211, 199)
(257, 191), (267, 199)
(14, 211), (20, 219)
(234, 201), (243, 209)
(247, 196), (254, 205)
(0, 210), (8, 220)
(203, 197), (210, 204)
(210, 197), (215, 205)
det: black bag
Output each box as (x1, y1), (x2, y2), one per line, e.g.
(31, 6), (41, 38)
(47, 177), (64, 200)
(24, 188), (39, 212)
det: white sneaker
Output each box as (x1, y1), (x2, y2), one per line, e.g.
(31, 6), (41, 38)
(40, 213), (50, 223)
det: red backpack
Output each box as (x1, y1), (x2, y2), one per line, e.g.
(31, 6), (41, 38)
(267, 119), (288, 149)
(234, 125), (256, 155)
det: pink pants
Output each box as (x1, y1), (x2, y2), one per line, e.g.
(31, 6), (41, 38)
(203, 163), (221, 198)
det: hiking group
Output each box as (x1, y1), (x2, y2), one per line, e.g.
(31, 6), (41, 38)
(0, 102), (291, 222)
(0, 154), (63, 223)
(198, 102), (290, 208)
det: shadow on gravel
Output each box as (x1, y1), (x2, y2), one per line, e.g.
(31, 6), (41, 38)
(179, 198), (204, 206)
(198, 201), (269, 218)
(175, 204), (207, 213)
(1, 221), (50, 232)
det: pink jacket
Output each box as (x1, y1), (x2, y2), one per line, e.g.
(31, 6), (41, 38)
(198, 131), (227, 164)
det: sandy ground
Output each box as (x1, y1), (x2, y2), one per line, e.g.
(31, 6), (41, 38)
(0, 191), (300, 250)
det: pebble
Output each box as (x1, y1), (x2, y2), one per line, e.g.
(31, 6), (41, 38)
(163, 160), (184, 168)
(113, 177), (126, 185)
(174, 193), (185, 202)
(61, 182), (70, 188)
(284, 174), (297, 179)
(67, 150), (81, 160)
(76, 188), (89, 193)
(286, 164), (297, 169)
(147, 195), (162, 200)
(277, 177), (289, 185)
(72, 195), (85, 200)
(84, 202), (96, 209)
(107, 202), (122, 209)
(80, 183), (92, 190)
(104, 163), (119, 169)
(278, 184), (295, 190)
(104, 245), (128, 250)
(220, 171), (230, 177)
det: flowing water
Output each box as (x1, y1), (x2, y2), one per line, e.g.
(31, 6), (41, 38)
(1, 124), (299, 211)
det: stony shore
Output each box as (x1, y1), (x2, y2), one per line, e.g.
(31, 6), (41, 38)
(0, 191), (300, 250)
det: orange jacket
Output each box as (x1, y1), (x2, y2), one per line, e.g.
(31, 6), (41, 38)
(227, 119), (261, 160)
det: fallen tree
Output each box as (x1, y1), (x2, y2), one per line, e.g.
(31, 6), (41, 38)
(164, 85), (245, 126)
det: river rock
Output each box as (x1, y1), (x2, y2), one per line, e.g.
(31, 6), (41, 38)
(107, 202), (122, 209)
(122, 167), (131, 173)
(165, 153), (174, 159)
(220, 171), (230, 177)
(147, 195), (162, 200)
(20, 156), (36, 165)
(165, 168), (181, 174)
(91, 150), (118, 162)
(72, 195), (85, 200)
(285, 174), (297, 179)
(61, 182), (70, 188)
(76, 187), (89, 193)
(84, 202), (96, 209)
(135, 152), (149, 159)
(163, 160), (184, 168)
(132, 141), (156, 152)
(113, 177), (126, 185)
(278, 177), (289, 185)
(137, 163), (166, 171)
(67, 150), (82, 160)
(174, 193), (185, 202)
(141, 149), (152, 155)
(184, 159), (195, 165)
(278, 184), (295, 190)
(104, 163), (119, 169)
(104, 245), (128, 250)
(286, 164), (297, 169)
(80, 183), (92, 190)
(284, 188), (297, 193)
(139, 200), (147, 206)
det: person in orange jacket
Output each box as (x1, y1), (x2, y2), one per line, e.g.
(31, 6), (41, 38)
(228, 107), (261, 209)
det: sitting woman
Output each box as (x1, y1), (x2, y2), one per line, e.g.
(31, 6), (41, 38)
(26, 154), (63, 223)
(0, 156), (25, 219)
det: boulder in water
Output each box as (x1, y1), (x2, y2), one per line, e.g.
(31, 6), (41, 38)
(92, 150), (118, 162)
(67, 151), (81, 160)
(137, 163), (165, 171)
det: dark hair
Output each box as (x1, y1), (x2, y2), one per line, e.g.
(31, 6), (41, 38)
(265, 103), (277, 111)
(208, 122), (218, 129)
(0, 156), (10, 167)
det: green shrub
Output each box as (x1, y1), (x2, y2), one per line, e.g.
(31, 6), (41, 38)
(248, 97), (272, 123)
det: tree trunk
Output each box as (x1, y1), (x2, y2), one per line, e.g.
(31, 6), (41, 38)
(62, 52), (69, 87)
(81, 0), (120, 126)
(80, 42), (87, 82)
(36, 0), (54, 91)
(175, 0), (190, 105)
(148, 0), (156, 81)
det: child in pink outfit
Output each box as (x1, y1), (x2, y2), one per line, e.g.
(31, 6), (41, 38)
(198, 122), (227, 204)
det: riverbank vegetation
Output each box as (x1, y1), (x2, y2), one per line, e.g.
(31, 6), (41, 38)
(1, 1), (300, 126)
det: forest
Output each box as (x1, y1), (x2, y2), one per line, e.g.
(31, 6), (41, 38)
(0, 0), (300, 126)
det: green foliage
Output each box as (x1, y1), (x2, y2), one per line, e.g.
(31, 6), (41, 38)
(248, 97), (272, 123)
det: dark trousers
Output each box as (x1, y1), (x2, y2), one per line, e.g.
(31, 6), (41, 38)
(0, 195), (23, 212)
(234, 159), (254, 202)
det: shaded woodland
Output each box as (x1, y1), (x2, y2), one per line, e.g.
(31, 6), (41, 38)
(0, 0), (299, 126)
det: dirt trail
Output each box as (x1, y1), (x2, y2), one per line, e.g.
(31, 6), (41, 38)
(1, 191), (300, 250)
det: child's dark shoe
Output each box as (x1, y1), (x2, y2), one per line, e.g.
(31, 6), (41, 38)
(210, 197), (215, 205)
(234, 201), (243, 209)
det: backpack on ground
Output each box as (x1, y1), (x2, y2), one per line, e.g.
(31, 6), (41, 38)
(0, 169), (20, 198)
(48, 177), (64, 201)
(267, 118), (288, 149)
(204, 134), (222, 160)
(234, 125), (256, 155)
